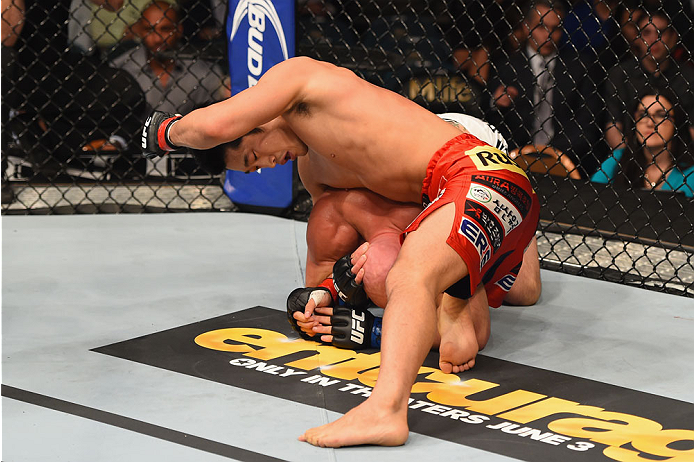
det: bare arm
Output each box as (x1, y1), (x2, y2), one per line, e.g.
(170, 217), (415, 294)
(605, 122), (625, 151)
(1, 0), (24, 47)
(168, 57), (321, 149)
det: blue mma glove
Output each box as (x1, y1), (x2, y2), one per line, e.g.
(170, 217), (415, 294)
(332, 254), (369, 308)
(331, 306), (382, 350)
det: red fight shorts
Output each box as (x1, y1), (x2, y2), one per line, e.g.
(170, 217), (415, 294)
(401, 133), (539, 308)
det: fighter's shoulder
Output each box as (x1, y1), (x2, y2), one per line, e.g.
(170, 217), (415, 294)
(269, 57), (342, 79)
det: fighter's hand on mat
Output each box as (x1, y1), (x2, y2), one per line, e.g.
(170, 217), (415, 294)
(314, 306), (382, 350)
(141, 110), (182, 159)
(286, 287), (334, 340)
(301, 306), (334, 341)
(293, 305), (334, 337)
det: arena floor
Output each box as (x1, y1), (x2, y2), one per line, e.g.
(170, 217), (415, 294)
(2, 213), (693, 462)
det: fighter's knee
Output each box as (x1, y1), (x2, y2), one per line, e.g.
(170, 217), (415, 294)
(384, 262), (428, 300)
(505, 278), (542, 306)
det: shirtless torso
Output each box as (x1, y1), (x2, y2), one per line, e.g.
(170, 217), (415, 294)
(157, 59), (539, 448)
(168, 57), (464, 203)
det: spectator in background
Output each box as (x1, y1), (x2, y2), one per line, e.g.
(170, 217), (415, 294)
(3, 0), (147, 178)
(445, 0), (523, 85)
(561, 0), (629, 70)
(111, 1), (226, 115)
(68, 0), (176, 58)
(487, 0), (605, 176)
(603, 8), (694, 152)
(0, 0), (24, 204)
(592, 88), (694, 197)
(179, 0), (225, 45)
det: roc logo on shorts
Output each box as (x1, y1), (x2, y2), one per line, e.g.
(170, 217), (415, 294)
(466, 145), (527, 178)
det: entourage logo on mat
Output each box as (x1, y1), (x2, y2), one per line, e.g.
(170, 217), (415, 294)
(94, 307), (694, 462)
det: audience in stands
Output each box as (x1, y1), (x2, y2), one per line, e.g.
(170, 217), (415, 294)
(445, 0), (518, 85)
(110, 1), (226, 115)
(3, 0), (146, 180)
(486, 0), (605, 176)
(2, 0), (24, 203)
(603, 8), (694, 152)
(68, 0), (176, 58)
(178, 0), (226, 46)
(592, 88), (694, 197)
(561, 0), (629, 70)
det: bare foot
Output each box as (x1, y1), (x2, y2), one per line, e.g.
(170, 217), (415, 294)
(437, 297), (479, 374)
(299, 399), (409, 448)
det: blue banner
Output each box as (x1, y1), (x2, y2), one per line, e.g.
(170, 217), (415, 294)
(224, 0), (295, 212)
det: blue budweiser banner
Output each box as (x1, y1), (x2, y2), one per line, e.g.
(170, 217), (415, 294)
(224, 0), (295, 213)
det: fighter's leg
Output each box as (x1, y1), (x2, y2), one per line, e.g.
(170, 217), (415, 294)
(431, 285), (490, 372)
(504, 236), (541, 306)
(353, 233), (402, 308)
(300, 203), (467, 448)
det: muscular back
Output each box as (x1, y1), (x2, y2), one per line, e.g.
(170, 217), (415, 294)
(280, 61), (462, 202)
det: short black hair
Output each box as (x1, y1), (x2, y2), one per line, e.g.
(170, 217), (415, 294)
(190, 128), (263, 175)
(190, 145), (228, 175)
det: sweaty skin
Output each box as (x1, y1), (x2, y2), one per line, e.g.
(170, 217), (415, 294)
(294, 187), (539, 354)
(303, 187), (422, 307)
(168, 57), (464, 204)
(165, 57), (536, 448)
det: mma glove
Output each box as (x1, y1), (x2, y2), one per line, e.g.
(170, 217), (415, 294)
(142, 110), (183, 159)
(286, 253), (372, 343)
(286, 287), (382, 350)
(331, 306), (382, 350)
(286, 286), (333, 341)
(332, 254), (369, 308)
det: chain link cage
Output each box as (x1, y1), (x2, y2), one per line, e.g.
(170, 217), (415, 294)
(2, 0), (693, 297)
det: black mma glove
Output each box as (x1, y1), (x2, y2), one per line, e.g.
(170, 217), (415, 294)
(142, 111), (182, 159)
(331, 306), (382, 350)
(286, 286), (333, 341)
(332, 254), (369, 308)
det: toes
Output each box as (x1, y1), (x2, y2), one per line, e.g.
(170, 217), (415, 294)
(439, 360), (453, 374)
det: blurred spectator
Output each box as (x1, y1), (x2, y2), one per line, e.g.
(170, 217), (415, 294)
(592, 88), (694, 197)
(487, 0), (605, 175)
(445, 0), (524, 84)
(1, 0), (24, 203)
(297, 0), (358, 51)
(179, 0), (225, 45)
(3, 0), (146, 178)
(604, 8), (694, 151)
(110, 1), (226, 115)
(561, 0), (628, 70)
(68, 0), (175, 58)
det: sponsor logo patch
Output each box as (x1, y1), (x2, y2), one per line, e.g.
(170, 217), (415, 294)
(467, 183), (522, 236)
(465, 145), (527, 177)
(459, 217), (491, 269)
(472, 174), (532, 218)
(495, 273), (517, 292)
(464, 200), (503, 252)
(469, 185), (492, 203)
